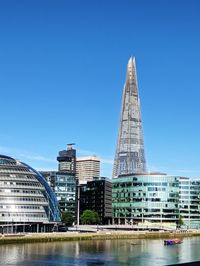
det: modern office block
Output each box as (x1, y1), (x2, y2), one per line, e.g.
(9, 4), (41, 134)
(55, 144), (77, 214)
(113, 57), (147, 178)
(179, 177), (200, 229)
(80, 177), (112, 224)
(76, 156), (100, 184)
(55, 173), (76, 213)
(112, 173), (179, 225)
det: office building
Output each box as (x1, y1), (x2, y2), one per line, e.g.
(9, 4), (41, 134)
(80, 177), (112, 224)
(113, 57), (147, 178)
(76, 156), (100, 184)
(55, 144), (77, 214)
(39, 171), (56, 191)
(179, 177), (200, 229)
(112, 173), (179, 225)
(0, 154), (60, 232)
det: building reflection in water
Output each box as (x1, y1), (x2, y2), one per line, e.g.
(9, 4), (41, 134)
(0, 237), (200, 265)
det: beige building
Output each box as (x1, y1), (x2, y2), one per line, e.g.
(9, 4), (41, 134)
(76, 156), (100, 184)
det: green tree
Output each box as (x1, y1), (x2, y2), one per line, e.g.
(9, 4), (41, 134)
(61, 212), (74, 226)
(80, 210), (100, 225)
(94, 211), (100, 224)
(177, 215), (184, 228)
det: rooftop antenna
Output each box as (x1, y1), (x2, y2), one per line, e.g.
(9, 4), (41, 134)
(67, 143), (76, 150)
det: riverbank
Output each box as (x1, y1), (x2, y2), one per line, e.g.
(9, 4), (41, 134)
(0, 230), (200, 245)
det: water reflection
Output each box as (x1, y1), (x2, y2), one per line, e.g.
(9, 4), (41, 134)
(0, 237), (200, 265)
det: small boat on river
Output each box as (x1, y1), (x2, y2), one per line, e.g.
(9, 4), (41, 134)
(164, 239), (183, 245)
(130, 242), (140, 245)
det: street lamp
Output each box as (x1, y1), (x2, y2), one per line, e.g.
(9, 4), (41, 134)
(77, 184), (80, 227)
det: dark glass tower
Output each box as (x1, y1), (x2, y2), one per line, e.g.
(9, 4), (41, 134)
(113, 57), (147, 178)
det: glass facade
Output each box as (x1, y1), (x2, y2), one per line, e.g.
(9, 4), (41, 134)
(80, 177), (112, 224)
(113, 57), (147, 178)
(55, 173), (76, 213)
(55, 145), (77, 214)
(179, 178), (200, 229)
(111, 58), (200, 229)
(0, 155), (60, 224)
(112, 174), (179, 225)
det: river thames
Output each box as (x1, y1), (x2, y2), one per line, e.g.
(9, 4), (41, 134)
(1, 237), (200, 266)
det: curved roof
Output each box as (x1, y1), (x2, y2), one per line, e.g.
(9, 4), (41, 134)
(0, 154), (60, 223)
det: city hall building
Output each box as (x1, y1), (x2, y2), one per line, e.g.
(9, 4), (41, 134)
(0, 155), (60, 233)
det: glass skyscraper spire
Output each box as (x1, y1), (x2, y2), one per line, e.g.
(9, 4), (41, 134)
(113, 57), (147, 178)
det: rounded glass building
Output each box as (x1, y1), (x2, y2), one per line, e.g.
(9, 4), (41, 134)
(0, 155), (60, 232)
(112, 173), (179, 228)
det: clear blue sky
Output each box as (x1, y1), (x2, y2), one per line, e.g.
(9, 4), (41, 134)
(0, 0), (200, 178)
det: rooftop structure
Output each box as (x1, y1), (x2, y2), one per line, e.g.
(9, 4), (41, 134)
(57, 144), (76, 174)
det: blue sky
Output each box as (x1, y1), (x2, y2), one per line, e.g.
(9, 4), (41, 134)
(0, 0), (200, 178)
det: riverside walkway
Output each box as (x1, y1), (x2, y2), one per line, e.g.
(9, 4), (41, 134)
(0, 229), (199, 245)
(69, 224), (179, 232)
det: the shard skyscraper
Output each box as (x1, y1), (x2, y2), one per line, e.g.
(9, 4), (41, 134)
(112, 57), (147, 178)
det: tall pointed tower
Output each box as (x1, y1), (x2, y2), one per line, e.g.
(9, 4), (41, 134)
(112, 57), (147, 178)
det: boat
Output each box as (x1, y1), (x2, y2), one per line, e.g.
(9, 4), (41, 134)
(130, 241), (140, 245)
(164, 238), (183, 245)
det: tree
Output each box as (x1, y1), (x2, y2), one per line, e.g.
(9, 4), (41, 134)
(80, 210), (100, 225)
(61, 212), (74, 226)
(177, 215), (184, 229)
(94, 211), (100, 224)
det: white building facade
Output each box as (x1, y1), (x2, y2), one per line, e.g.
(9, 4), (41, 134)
(76, 156), (100, 184)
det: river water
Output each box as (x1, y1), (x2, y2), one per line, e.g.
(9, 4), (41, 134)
(1, 237), (200, 266)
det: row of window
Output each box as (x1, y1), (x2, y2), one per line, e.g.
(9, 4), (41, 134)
(0, 213), (46, 217)
(179, 186), (200, 190)
(180, 181), (200, 185)
(179, 205), (198, 209)
(0, 167), (30, 173)
(180, 195), (199, 200)
(180, 190), (200, 195)
(0, 189), (42, 195)
(0, 181), (42, 187)
(113, 182), (178, 188)
(0, 160), (16, 165)
(0, 205), (42, 210)
(114, 213), (178, 219)
(114, 208), (178, 213)
(180, 210), (200, 214)
(0, 175), (36, 180)
(113, 202), (178, 208)
(0, 197), (47, 202)
(113, 193), (179, 200)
